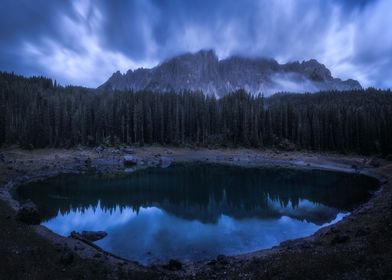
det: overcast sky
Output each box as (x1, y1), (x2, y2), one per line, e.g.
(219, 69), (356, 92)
(0, 0), (391, 88)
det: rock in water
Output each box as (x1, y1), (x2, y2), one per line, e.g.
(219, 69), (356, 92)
(82, 230), (107, 241)
(16, 201), (42, 225)
(71, 230), (108, 242)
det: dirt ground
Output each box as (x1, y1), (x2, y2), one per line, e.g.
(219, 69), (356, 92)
(0, 146), (391, 280)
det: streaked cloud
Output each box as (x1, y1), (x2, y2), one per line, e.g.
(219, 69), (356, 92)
(0, 0), (390, 88)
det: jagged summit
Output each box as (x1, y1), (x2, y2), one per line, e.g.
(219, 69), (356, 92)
(99, 50), (362, 96)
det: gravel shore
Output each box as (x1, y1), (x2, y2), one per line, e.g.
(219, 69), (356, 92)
(0, 146), (391, 279)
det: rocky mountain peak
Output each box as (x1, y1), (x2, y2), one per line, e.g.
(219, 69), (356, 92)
(99, 49), (362, 96)
(300, 59), (332, 81)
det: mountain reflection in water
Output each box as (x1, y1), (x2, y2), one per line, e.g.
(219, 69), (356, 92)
(17, 163), (378, 265)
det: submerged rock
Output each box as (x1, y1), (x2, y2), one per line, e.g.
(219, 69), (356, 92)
(16, 201), (42, 225)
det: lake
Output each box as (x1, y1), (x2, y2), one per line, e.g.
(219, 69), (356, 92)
(17, 163), (379, 265)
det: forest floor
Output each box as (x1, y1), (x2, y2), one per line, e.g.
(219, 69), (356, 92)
(0, 146), (391, 280)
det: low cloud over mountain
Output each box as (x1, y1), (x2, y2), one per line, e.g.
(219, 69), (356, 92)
(100, 50), (361, 96)
(0, 0), (391, 89)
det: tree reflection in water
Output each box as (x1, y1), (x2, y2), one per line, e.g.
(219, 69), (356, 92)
(17, 163), (378, 265)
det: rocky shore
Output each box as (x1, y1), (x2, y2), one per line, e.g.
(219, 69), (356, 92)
(0, 146), (391, 279)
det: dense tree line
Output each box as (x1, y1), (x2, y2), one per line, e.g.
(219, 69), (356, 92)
(1, 72), (392, 155)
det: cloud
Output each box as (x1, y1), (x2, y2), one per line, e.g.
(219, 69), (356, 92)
(0, 0), (391, 88)
(268, 73), (320, 95)
(21, 0), (156, 87)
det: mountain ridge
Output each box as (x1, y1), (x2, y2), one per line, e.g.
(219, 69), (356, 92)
(99, 50), (362, 96)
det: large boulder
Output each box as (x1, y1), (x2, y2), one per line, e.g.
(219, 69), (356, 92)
(368, 158), (381, 168)
(159, 156), (172, 168)
(59, 249), (74, 265)
(84, 157), (92, 167)
(16, 201), (42, 225)
(120, 146), (135, 154)
(95, 145), (105, 153)
(277, 139), (296, 151)
(123, 154), (138, 166)
(216, 254), (229, 265)
(164, 259), (182, 271)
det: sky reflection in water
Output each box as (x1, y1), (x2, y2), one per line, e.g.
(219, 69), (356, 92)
(44, 201), (346, 265)
(18, 163), (378, 265)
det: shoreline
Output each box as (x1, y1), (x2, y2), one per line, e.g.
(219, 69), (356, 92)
(0, 146), (391, 279)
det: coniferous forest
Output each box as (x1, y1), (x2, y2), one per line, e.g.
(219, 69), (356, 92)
(1, 71), (392, 155)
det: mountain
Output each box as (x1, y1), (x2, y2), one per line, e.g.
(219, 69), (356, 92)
(99, 50), (362, 96)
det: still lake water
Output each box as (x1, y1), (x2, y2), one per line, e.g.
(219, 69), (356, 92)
(17, 163), (378, 265)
